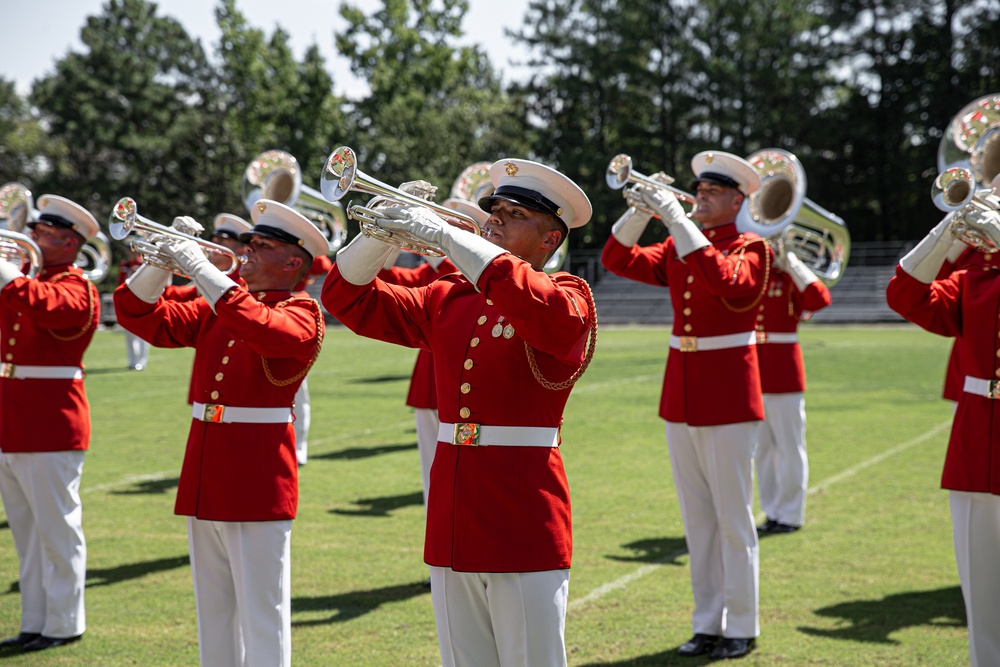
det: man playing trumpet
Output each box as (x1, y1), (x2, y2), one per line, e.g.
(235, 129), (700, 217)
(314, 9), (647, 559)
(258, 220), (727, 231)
(323, 159), (595, 667)
(114, 200), (327, 667)
(601, 152), (768, 659)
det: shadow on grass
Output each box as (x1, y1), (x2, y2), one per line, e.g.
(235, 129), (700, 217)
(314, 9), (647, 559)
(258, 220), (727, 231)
(346, 374), (411, 384)
(0, 520), (7, 531)
(111, 477), (179, 495)
(291, 580), (429, 626)
(5, 555), (190, 594)
(607, 536), (689, 565)
(330, 491), (424, 517)
(798, 585), (966, 643)
(314, 442), (417, 461)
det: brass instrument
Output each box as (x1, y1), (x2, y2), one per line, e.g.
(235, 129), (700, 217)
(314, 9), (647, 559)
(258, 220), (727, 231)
(109, 197), (241, 276)
(738, 149), (850, 286)
(242, 149), (347, 253)
(320, 146), (482, 257)
(605, 154), (697, 216)
(76, 230), (112, 283)
(0, 230), (42, 279)
(930, 166), (1000, 252)
(0, 183), (41, 276)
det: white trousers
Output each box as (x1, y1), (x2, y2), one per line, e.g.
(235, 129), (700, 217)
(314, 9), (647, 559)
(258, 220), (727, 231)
(756, 393), (808, 526)
(187, 517), (292, 667)
(429, 567), (569, 667)
(293, 378), (310, 466)
(0, 450), (86, 638)
(666, 421), (760, 639)
(414, 407), (439, 503)
(950, 490), (1000, 667)
(124, 330), (150, 369)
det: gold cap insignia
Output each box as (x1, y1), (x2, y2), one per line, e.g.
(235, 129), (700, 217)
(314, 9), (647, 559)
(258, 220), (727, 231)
(505, 161), (519, 177)
(705, 153), (714, 164)
(257, 202), (267, 213)
(556, 207), (563, 216)
(38, 196), (47, 207)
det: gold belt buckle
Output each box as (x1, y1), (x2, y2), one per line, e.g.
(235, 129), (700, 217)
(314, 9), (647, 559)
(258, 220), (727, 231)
(756, 330), (768, 344)
(988, 381), (1000, 399)
(0, 363), (13, 379)
(679, 336), (697, 352)
(203, 404), (225, 423)
(453, 423), (481, 446)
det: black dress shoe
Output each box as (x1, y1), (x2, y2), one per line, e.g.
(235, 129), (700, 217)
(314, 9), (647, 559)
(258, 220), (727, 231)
(21, 634), (82, 652)
(677, 633), (719, 656)
(0, 632), (41, 649)
(709, 636), (756, 659)
(756, 518), (778, 534)
(770, 522), (800, 534)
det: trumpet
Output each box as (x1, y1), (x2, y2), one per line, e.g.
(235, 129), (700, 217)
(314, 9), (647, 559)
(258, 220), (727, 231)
(320, 146), (482, 257)
(931, 166), (1000, 252)
(242, 149), (348, 253)
(109, 198), (241, 276)
(606, 154), (697, 216)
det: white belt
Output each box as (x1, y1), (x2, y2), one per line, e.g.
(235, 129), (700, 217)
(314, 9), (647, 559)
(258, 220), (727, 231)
(755, 331), (798, 344)
(669, 331), (756, 352)
(963, 376), (1000, 399)
(438, 422), (560, 447)
(0, 363), (83, 380)
(192, 402), (293, 424)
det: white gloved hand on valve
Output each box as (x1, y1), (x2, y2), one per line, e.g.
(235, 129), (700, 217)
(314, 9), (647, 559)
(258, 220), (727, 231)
(162, 238), (236, 310)
(899, 213), (960, 284)
(335, 233), (395, 285)
(780, 250), (822, 292)
(125, 263), (172, 304)
(0, 259), (24, 290)
(638, 187), (709, 259)
(378, 205), (504, 286)
(171, 216), (204, 236)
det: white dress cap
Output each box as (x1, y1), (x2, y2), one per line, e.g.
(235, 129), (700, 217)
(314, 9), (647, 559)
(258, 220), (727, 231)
(690, 151), (761, 195)
(212, 213), (253, 240)
(442, 197), (490, 228)
(247, 199), (329, 260)
(32, 194), (100, 241)
(478, 159), (592, 229)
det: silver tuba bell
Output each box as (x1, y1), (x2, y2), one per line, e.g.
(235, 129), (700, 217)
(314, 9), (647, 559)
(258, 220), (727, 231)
(737, 149), (850, 286)
(242, 149), (348, 254)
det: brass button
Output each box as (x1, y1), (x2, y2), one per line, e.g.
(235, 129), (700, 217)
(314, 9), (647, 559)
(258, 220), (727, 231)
(757, 313), (765, 321)
(461, 383), (471, 394)
(215, 372), (224, 381)
(996, 349), (1000, 358)
(683, 291), (691, 300)
(228, 340), (236, 347)
(687, 275), (694, 284)
(257, 292), (266, 300)
(4, 353), (11, 361)
(464, 359), (473, 370)
(683, 308), (691, 316)
(12, 324), (19, 331)
(477, 315), (487, 325)
(7, 338), (14, 346)
(683, 323), (693, 332)
(486, 299), (494, 306)
(987, 254), (994, 261)
(995, 368), (1000, 379)
(470, 337), (480, 347)
(460, 407), (471, 419)
(210, 391), (220, 400)
(222, 356), (230, 365)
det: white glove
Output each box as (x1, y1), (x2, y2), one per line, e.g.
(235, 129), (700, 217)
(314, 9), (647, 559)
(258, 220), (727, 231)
(781, 250), (821, 292)
(379, 205), (504, 285)
(0, 259), (23, 289)
(398, 180), (438, 201)
(381, 245), (402, 270)
(335, 233), (395, 285)
(610, 206), (652, 246)
(899, 213), (959, 284)
(424, 255), (447, 271)
(945, 237), (968, 264)
(959, 209), (1000, 253)
(171, 216), (204, 236)
(125, 263), (172, 304)
(162, 238), (236, 310)
(639, 188), (709, 258)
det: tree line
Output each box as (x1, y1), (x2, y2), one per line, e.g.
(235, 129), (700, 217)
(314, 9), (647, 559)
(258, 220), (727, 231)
(2, 0), (999, 273)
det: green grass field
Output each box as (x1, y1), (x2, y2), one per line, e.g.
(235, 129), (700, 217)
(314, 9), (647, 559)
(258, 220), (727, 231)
(0, 323), (970, 666)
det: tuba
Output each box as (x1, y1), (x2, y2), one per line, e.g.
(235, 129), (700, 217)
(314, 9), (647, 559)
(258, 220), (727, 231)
(320, 146), (482, 257)
(242, 149), (348, 253)
(737, 149), (850, 286)
(0, 182), (110, 282)
(109, 197), (241, 277)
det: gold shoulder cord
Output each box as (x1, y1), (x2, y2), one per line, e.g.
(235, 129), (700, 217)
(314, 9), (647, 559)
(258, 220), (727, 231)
(721, 238), (772, 314)
(47, 272), (97, 342)
(261, 297), (325, 387)
(524, 275), (599, 391)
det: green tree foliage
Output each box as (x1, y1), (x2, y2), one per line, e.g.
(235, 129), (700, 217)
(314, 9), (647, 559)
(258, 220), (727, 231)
(336, 0), (529, 198)
(0, 79), (64, 190)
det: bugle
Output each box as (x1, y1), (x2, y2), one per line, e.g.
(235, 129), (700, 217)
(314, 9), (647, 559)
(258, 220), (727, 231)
(242, 149), (348, 253)
(109, 197), (241, 276)
(320, 146), (482, 257)
(930, 166), (1000, 252)
(606, 154), (697, 217)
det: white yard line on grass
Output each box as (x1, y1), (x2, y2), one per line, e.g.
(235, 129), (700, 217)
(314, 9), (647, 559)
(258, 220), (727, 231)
(567, 419), (953, 611)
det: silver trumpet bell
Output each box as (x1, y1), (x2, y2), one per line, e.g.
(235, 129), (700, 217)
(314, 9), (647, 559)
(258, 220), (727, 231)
(931, 166), (1000, 252)
(109, 197), (241, 276)
(320, 146), (483, 257)
(242, 149), (348, 253)
(738, 149), (850, 287)
(0, 183), (42, 277)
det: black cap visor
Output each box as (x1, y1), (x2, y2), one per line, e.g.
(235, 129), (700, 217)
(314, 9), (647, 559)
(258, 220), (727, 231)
(239, 225), (313, 260)
(690, 171), (743, 193)
(479, 185), (564, 222)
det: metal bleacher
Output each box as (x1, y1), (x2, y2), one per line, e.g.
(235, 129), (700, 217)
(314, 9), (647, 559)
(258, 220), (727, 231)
(570, 241), (912, 326)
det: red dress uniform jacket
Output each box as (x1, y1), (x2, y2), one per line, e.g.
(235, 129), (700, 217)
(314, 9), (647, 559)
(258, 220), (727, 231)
(601, 222), (770, 425)
(322, 256), (593, 573)
(378, 260), (457, 410)
(755, 270), (831, 394)
(937, 247), (991, 401)
(0, 264), (98, 452)
(887, 264), (1000, 494)
(113, 285), (323, 521)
